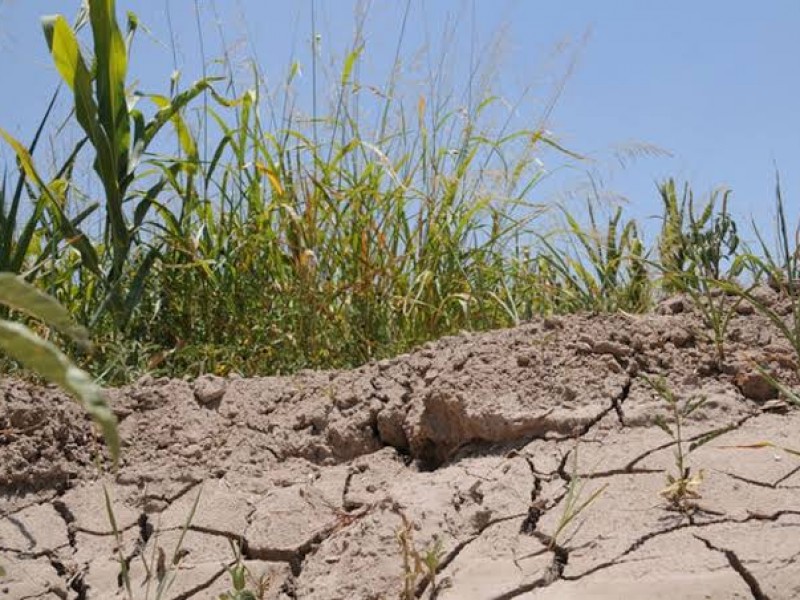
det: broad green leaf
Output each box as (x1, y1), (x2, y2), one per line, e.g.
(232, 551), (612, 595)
(41, 15), (82, 90)
(0, 273), (91, 347)
(0, 320), (119, 462)
(89, 0), (129, 152)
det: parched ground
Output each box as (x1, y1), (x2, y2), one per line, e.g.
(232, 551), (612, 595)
(2, 289), (800, 599)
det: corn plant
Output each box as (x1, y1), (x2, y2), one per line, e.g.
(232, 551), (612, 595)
(0, 0), (213, 332)
(2, 1), (578, 382)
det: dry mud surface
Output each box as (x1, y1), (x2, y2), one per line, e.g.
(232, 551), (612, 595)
(2, 290), (800, 599)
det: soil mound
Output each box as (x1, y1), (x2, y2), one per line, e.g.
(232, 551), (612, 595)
(2, 290), (799, 599)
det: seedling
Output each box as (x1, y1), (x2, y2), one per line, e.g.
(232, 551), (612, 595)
(105, 484), (203, 600)
(643, 375), (727, 514)
(219, 540), (272, 600)
(395, 512), (445, 600)
(667, 272), (746, 370)
(549, 442), (607, 549)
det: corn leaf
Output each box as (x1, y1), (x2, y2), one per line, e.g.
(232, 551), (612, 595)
(0, 320), (118, 463)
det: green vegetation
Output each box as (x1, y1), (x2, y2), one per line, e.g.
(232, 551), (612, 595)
(395, 511), (445, 599)
(105, 484), (203, 600)
(643, 375), (734, 515)
(0, 273), (118, 461)
(549, 442), (607, 547)
(1, 0), (798, 390)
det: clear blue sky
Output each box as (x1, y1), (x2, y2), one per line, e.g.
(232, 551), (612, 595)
(1, 0), (798, 242)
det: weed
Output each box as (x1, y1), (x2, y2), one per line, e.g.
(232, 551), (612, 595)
(395, 511), (446, 600)
(654, 180), (744, 368)
(657, 179), (740, 283)
(104, 483), (203, 600)
(0, 0), (579, 383)
(669, 275), (746, 370)
(728, 177), (800, 373)
(0, 1), (798, 392)
(643, 375), (730, 514)
(549, 441), (607, 548)
(539, 198), (651, 314)
(219, 540), (271, 600)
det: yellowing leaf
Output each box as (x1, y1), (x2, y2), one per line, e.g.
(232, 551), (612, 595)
(256, 163), (284, 196)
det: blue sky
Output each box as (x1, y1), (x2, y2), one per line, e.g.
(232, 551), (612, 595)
(0, 0), (798, 242)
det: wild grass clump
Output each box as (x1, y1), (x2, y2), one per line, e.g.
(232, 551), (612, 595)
(0, 0), (798, 385)
(0, 0), (579, 382)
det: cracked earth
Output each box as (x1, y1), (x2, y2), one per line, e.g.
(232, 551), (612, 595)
(2, 288), (800, 599)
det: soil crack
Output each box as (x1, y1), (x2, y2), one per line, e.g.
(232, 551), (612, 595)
(695, 535), (771, 600)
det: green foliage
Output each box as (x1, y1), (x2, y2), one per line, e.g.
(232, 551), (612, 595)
(218, 540), (266, 600)
(107, 484), (203, 600)
(539, 200), (651, 313)
(396, 512), (445, 599)
(33, 0), (213, 330)
(724, 177), (800, 374)
(654, 181), (745, 368)
(657, 179), (740, 283)
(0, 1), (798, 385)
(550, 442), (607, 548)
(643, 375), (730, 514)
(0, 273), (119, 462)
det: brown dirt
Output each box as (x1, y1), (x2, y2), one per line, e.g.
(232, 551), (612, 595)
(2, 288), (800, 599)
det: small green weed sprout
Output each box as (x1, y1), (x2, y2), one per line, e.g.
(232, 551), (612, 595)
(643, 375), (730, 514)
(668, 272), (746, 370)
(105, 484), (203, 600)
(395, 512), (446, 600)
(219, 540), (271, 600)
(549, 442), (607, 549)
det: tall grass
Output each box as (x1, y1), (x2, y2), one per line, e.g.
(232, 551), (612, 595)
(0, 0), (798, 384)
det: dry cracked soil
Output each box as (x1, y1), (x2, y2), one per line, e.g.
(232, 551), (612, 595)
(2, 289), (800, 599)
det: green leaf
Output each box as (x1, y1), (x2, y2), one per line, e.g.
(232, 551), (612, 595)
(148, 94), (198, 169)
(142, 79), (215, 149)
(0, 273), (91, 347)
(0, 320), (119, 463)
